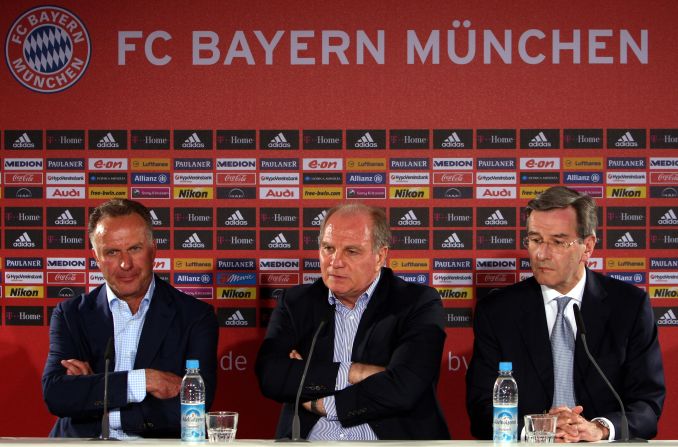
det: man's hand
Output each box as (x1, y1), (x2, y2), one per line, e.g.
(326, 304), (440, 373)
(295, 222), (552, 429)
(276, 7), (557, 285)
(348, 362), (385, 384)
(61, 359), (93, 376)
(549, 406), (608, 442)
(289, 349), (302, 360)
(145, 369), (182, 399)
(302, 398), (326, 416)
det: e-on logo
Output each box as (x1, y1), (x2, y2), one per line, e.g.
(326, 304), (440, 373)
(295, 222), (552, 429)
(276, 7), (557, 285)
(5, 6), (91, 93)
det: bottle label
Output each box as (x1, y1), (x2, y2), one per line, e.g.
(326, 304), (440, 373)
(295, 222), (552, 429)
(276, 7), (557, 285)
(181, 403), (205, 442)
(493, 404), (518, 442)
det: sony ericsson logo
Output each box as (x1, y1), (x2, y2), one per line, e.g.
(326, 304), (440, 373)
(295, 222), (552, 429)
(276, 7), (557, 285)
(6, 6), (91, 93)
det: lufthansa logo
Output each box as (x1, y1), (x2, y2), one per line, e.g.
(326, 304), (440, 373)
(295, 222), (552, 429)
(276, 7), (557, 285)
(5, 6), (91, 93)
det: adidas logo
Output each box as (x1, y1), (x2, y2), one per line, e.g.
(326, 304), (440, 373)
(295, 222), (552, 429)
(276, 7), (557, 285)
(97, 132), (120, 148)
(13, 132), (35, 148)
(224, 310), (249, 326)
(528, 131), (552, 148)
(182, 232), (206, 249)
(441, 132), (464, 148)
(658, 309), (678, 325)
(224, 210), (248, 226)
(484, 209), (508, 226)
(149, 209), (162, 226)
(615, 131), (639, 148)
(354, 132), (378, 148)
(614, 231), (638, 248)
(311, 210), (327, 226)
(268, 132), (291, 148)
(441, 232), (465, 248)
(182, 132), (205, 148)
(13, 231), (36, 248)
(55, 209), (77, 225)
(658, 209), (678, 225)
(398, 209), (422, 226)
(268, 232), (291, 249)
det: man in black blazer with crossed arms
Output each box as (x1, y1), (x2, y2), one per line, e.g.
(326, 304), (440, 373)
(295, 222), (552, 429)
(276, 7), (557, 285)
(467, 186), (665, 441)
(256, 202), (450, 440)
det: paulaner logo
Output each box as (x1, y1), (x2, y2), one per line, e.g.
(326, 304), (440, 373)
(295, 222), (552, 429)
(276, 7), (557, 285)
(6, 6), (91, 93)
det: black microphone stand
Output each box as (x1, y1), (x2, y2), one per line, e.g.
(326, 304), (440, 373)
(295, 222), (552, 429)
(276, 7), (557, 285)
(573, 304), (644, 443)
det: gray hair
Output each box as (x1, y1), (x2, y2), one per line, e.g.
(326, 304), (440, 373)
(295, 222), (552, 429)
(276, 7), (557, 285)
(318, 203), (390, 252)
(526, 186), (597, 238)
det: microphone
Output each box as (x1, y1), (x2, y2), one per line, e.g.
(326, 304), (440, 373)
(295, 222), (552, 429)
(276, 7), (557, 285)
(100, 337), (117, 441)
(278, 319), (327, 442)
(573, 304), (640, 443)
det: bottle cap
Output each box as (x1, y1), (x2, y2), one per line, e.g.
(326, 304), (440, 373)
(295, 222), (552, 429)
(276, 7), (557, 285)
(186, 359), (199, 369)
(499, 361), (512, 371)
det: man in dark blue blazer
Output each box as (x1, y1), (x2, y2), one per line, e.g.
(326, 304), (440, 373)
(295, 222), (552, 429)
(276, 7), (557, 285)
(256, 203), (449, 440)
(466, 186), (665, 441)
(42, 199), (218, 438)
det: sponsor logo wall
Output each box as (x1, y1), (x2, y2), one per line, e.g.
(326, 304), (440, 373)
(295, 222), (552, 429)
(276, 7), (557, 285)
(3, 128), (677, 326)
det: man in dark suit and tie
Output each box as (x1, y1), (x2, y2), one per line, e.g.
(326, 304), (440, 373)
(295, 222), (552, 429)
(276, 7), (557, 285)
(256, 203), (450, 440)
(466, 186), (665, 441)
(42, 199), (218, 438)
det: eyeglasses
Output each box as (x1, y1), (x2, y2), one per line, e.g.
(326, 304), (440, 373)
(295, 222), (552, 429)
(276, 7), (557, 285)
(522, 236), (582, 253)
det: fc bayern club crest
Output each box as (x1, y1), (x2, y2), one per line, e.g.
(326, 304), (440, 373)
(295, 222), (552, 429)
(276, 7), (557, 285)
(5, 6), (91, 93)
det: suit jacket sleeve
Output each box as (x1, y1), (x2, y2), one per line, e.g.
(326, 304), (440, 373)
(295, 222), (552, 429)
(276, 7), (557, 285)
(42, 299), (129, 418)
(586, 290), (665, 439)
(465, 292), (503, 440)
(333, 285), (446, 427)
(255, 285), (340, 404)
(120, 287), (219, 436)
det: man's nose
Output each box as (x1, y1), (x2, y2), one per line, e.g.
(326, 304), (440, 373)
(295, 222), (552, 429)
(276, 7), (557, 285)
(119, 252), (132, 269)
(330, 251), (344, 267)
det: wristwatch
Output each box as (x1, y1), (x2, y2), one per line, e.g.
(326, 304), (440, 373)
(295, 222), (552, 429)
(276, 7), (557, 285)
(593, 419), (612, 440)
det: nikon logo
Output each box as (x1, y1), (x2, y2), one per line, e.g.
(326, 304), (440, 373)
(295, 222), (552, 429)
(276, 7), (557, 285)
(436, 287), (472, 300)
(651, 287), (678, 298)
(219, 287), (256, 300)
(607, 187), (645, 198)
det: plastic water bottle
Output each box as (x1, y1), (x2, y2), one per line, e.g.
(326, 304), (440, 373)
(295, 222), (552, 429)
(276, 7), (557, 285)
(493, 361), (518, 443)
(181, 359), (205, 442)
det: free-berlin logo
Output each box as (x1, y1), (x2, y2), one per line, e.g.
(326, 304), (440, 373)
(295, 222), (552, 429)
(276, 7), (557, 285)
(5, 6), (91, 93)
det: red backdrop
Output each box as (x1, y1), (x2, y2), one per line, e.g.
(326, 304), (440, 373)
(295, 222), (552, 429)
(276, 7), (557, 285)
(1, 0), (677, 439)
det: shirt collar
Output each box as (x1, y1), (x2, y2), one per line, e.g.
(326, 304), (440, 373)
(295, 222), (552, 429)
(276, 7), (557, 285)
(106, 276), (156, 312)
(540, 269), (587, 305)
(328, 269), (382, 308)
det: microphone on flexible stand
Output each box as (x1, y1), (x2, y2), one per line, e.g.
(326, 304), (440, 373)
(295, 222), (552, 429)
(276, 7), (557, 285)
(99, 337), (118, 441)
(277, 319), (327, 442)
(572, 304), (643, 443)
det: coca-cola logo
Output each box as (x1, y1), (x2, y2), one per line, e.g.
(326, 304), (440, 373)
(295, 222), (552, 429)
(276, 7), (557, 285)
(657, 173), (678, 182)
(259, 273), (300, 285)
(6, 173), (43, 184)
(475, 272), (516, 285)
(47, 272), (86, 284)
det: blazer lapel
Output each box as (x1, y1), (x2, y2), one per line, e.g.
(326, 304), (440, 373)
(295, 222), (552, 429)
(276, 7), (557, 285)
(82, 285), (114, 370)
(351, 268), (390, 360)
(134, 278), (176, 368)
(574, 269), (610, 379)
(518, 278), (554, 399)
